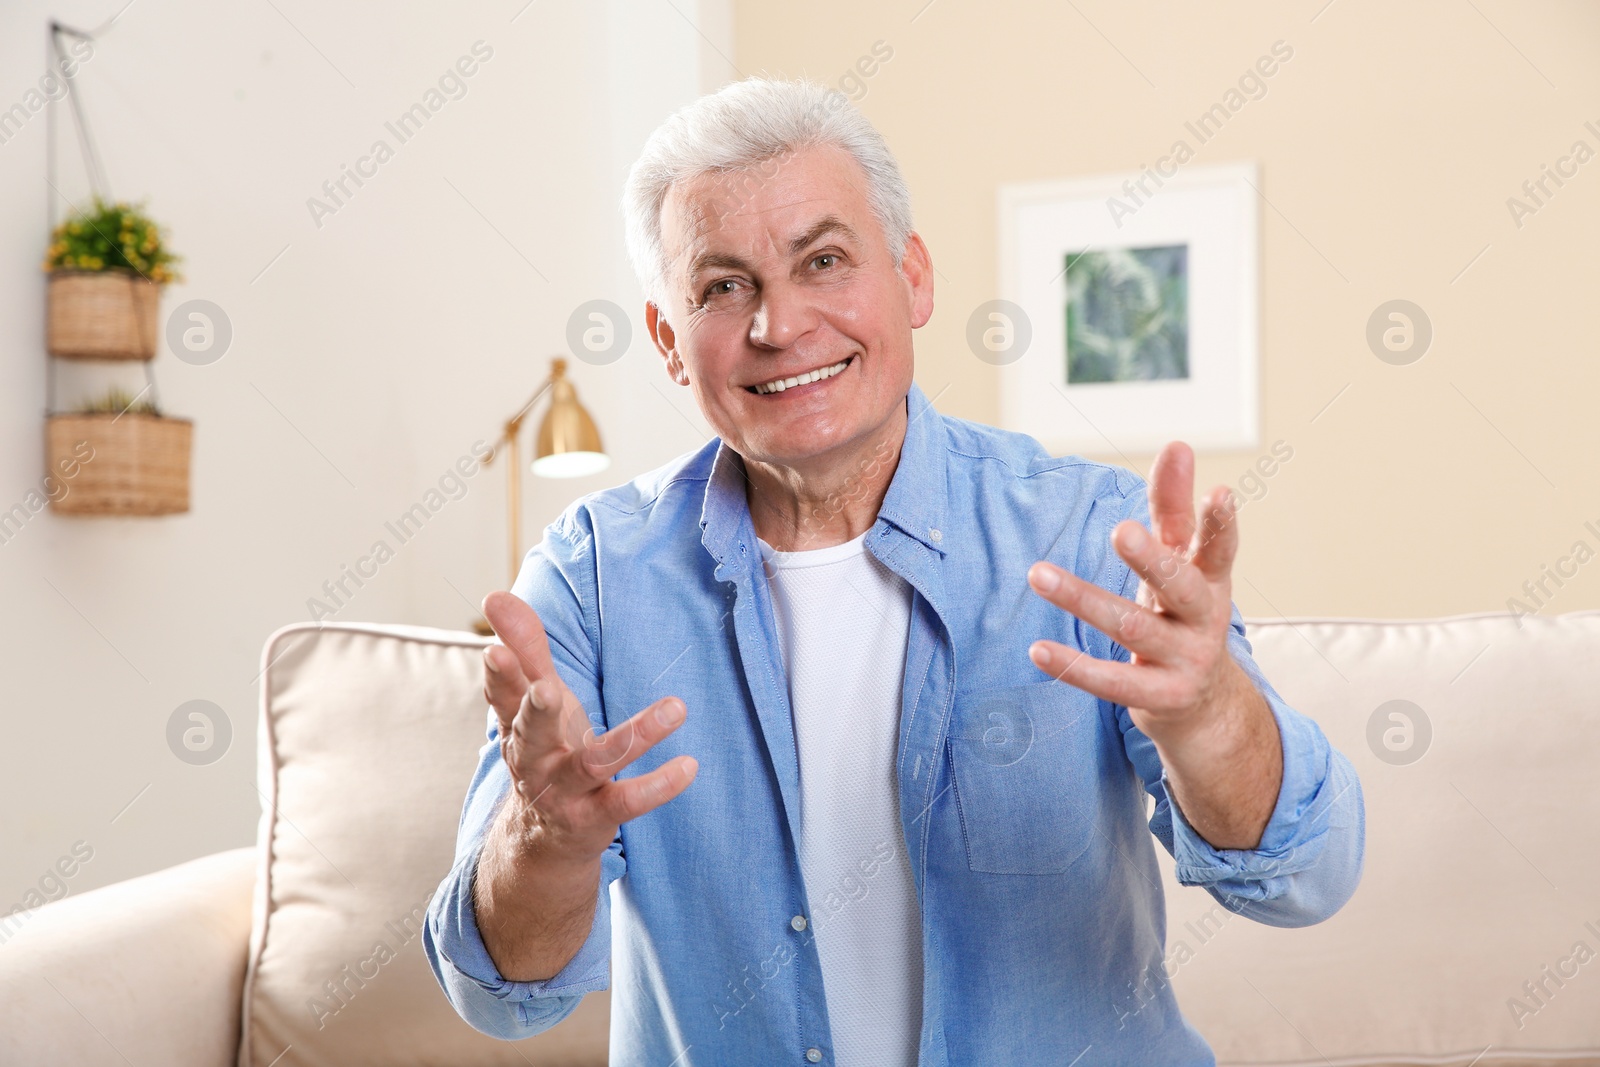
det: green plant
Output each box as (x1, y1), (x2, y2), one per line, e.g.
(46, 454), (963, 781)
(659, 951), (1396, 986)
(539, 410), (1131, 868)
(42, 199), (182, 284)
(76, 386), (161, 417)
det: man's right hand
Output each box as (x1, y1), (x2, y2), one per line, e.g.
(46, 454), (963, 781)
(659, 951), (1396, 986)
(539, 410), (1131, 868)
(482, 590), (699, 860)
(473, 590), (698, 981)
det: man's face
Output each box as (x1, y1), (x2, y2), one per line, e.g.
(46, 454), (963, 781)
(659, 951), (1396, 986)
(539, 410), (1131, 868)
(648, 143), (933, 468)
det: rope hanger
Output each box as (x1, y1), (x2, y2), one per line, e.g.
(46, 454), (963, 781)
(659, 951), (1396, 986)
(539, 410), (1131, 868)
(44, 13), (162, 417)
(46, 19), (112, 228)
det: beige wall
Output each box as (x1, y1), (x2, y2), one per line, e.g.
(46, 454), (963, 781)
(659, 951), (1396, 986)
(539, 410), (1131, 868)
(733, 0), (1600, 620)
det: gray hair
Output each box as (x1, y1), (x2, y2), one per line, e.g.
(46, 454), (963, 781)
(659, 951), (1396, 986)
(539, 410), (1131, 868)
(621, 76), (914, 316)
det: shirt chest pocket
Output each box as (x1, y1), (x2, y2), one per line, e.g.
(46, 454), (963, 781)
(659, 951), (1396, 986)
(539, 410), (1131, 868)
(947, 680), (1105, 875)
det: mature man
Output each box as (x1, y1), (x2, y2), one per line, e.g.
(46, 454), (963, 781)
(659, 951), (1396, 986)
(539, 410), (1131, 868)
(424, 77), (1364, 1065)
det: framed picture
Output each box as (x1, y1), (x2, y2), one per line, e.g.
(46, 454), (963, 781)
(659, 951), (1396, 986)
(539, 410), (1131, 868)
(995, 162), (1258, 454)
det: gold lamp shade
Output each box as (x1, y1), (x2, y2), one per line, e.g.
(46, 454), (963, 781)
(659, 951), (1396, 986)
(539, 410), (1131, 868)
(481, 356), (612, 614)
(533, 358), (609, 478)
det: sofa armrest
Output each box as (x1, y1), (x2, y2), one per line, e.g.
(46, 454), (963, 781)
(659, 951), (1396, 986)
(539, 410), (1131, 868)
(0, 847), (257, 1067)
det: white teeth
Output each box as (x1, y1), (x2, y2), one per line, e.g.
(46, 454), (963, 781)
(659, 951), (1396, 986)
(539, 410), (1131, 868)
(754, 357), (850, 394)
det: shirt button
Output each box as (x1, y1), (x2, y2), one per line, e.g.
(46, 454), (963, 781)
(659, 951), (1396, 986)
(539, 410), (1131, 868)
(928, 527), (942, 542)
(805, 1049), (823, 1063)
(790, 914), (807, 931)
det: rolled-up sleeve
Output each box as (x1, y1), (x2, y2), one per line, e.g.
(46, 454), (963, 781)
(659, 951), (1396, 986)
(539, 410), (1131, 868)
(423, 511), (627, 1038)
(1106, 486), (1366, 929)
(423, 747), (626, 1038)
(1143, 613), (1365, 927)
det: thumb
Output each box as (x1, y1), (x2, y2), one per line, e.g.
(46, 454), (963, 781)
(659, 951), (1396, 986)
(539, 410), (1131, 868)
(483, 591), (561, 686)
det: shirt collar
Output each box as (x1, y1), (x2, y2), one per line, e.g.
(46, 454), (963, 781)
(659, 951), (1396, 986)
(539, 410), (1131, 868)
(875, 380), (948, 554)
(699, 381), (947, 574)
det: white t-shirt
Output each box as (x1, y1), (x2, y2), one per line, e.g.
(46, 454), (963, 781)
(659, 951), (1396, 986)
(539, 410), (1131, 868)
(756, 528), (923, 1067)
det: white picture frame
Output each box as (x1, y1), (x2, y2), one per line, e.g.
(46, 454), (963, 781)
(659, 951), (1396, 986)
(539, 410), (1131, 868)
(995, 162), (1259, 454)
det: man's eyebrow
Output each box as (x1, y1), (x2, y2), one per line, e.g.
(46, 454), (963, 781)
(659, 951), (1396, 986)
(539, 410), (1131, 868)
(685, 215), (862, 282)
(686, 251), (749, 280)
(786, 215), (860, 257)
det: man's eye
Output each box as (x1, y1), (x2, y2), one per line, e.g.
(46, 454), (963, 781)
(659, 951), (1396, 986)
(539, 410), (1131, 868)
(811, 253), (838, 270)
(705, 279), (737, 299)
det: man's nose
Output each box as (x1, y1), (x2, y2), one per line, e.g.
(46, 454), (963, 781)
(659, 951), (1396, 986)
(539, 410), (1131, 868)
(749, 280), (818, 349)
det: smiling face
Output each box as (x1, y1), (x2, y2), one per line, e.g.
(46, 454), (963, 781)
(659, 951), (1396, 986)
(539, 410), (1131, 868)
(646, 143), (933, 472)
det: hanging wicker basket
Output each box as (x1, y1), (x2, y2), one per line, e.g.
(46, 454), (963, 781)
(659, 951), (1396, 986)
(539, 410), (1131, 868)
(46, 270), (162, 361)
(46, 412), (192, 515)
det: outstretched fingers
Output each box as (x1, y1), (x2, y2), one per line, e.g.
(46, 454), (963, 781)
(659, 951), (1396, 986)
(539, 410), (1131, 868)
(509, 673), (575, 755)
(1027, 638), (1168, 708)
(479, 588), (700, 826)
(574, 697), (688, 780)
(597, 754), (699, 825)
(1027, 562), (1173, 658)
(1110, 520), (1210, 622)
(1190, 485), (1240, 580)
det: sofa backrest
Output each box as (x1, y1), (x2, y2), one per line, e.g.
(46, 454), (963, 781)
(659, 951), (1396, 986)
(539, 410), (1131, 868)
(1173, 610), (1600, 1064)
(244, 612), (1600, 1066)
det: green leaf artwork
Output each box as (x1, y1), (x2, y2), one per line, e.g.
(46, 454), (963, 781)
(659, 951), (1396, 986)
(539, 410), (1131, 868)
(1063, 244), (1188, 384)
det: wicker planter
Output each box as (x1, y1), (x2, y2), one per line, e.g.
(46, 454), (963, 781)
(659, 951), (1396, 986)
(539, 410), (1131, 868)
(47, 270), (162, 361)
(46, 413), (192, 515)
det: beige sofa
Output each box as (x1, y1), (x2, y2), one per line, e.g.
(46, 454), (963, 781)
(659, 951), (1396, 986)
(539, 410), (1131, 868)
(4, 612), (1598, 1066)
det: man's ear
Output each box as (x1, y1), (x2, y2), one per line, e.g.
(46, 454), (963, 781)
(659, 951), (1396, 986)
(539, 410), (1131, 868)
(646, 302), (689, 386)
(900, 231), (935, 330)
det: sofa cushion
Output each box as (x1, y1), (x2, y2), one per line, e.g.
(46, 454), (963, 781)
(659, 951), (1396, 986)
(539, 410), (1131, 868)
(240, 623), (607, 1067)
(1164, 610), (1600, 1066)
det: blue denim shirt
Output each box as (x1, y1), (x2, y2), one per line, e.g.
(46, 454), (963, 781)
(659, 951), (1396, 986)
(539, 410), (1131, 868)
(423, 381), (1365, 1066)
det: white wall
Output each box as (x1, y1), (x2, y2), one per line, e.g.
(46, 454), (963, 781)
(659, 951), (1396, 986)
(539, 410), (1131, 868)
(0, 0), (731, 902)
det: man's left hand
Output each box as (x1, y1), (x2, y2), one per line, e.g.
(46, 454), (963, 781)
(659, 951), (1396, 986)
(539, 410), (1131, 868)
(1024, 441), (1282, 850)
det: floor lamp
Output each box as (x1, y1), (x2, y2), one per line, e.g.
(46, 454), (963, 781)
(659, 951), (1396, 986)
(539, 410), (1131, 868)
(475, 357), (608, 635)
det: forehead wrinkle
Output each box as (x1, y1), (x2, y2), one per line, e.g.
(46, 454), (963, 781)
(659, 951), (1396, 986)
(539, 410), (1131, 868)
(661, 142), (877, 295)
(663, 148), (869, 295)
